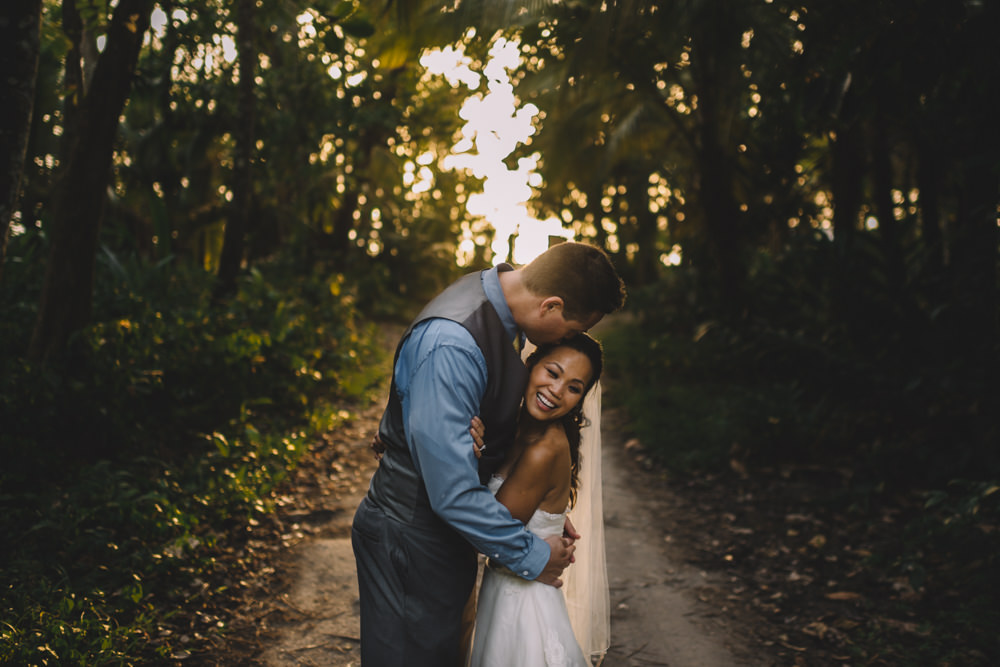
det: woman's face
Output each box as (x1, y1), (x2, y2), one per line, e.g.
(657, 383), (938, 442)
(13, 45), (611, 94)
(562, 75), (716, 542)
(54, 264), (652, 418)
(523, 346), (594, 422)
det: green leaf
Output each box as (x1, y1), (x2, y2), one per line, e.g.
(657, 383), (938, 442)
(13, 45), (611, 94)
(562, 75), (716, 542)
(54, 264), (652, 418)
(330, 0), (356, 21)
(211, 433), (230, 458)
(323, 30), (345, 54)
(340, 17), (374, 38)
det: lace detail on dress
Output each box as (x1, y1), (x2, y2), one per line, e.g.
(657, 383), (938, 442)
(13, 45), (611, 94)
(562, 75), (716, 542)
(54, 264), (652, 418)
(543, 625), (569, 666)
(487, 474), (505, 495)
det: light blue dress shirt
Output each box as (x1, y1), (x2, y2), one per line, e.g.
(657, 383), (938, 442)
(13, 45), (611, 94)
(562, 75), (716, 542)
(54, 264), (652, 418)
(392, 266), (549, 579)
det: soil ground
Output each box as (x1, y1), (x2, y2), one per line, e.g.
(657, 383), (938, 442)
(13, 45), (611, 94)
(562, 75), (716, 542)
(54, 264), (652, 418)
(204, 321), (779, 666)
(203, 320), (914, 666)
(211, 396), (769, 667)
(598, 402), (763, 667)
(173, 318), (994, 667)
(226, 401), (768, 666)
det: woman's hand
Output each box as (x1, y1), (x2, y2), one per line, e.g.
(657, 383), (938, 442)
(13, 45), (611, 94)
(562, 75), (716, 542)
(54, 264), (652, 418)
(470, 416), (486, 458)
(370, 432), (386, 460)
(563, 515), (580, 543)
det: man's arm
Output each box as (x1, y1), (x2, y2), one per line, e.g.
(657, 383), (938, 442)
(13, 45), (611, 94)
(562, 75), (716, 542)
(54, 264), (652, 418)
(468, 412), (578, 586)
(397, 320), (555, 580)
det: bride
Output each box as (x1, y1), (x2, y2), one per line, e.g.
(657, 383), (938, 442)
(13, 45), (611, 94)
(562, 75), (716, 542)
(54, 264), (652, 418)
(468, 333), (610, 666)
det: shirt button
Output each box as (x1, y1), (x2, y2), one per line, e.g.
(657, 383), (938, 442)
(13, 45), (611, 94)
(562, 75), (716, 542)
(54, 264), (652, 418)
(522, 570), (529, 576)
(493, 553), (500, 558)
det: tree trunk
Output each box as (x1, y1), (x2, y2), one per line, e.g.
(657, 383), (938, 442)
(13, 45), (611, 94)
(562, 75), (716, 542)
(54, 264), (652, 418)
(950, 157), (999, 355)
(215, 0), (256, 298)
(915, 139), (943, 275)
(871, 113), (904, 298)
(698, 128), (743, 310)
(586, 181), (608, 251)
(693, 0), (745, 313)
(828, 115), (866, 332)
(59, 0), (96, 157)
(630, 169), (659, 286)
(830, 83), (863, 255)
(0, 0), (43, 283)
(154, 0), (180, 260)
(28, 0), (154, 363)
(329, 189), (360, 255)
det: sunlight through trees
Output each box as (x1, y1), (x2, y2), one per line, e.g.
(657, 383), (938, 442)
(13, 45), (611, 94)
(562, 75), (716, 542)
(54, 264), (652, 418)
(0, 1), (997, 663)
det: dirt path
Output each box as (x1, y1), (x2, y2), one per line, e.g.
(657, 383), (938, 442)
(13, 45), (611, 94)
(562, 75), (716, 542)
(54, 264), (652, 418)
(249, 365), (386, 666)
(242, 324), (763, 666)
(601, 403), (762, 667)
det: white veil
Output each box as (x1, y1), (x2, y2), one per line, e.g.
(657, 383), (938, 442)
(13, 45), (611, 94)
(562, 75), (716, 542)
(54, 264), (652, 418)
(563, 379), (610, 663)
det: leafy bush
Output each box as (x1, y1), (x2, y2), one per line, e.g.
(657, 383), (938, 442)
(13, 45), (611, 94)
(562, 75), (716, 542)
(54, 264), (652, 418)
(602, 278), (843, 473)
(603, 235), (999, 666)
(605, 234), (999, 486)
(0, 250), (386, 662)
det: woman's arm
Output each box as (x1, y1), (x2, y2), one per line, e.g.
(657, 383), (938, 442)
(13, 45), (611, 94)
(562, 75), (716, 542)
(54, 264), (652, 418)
(470, 416), (486, 457)
(470, 417), (567, 525)
(495, 439), (560, 524)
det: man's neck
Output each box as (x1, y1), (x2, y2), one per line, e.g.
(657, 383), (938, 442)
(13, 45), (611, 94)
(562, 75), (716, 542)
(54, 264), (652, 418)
(498, 268), (528, 329)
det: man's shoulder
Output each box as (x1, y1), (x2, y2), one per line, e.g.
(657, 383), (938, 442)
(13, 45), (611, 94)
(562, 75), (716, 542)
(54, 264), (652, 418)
(404, 317), (479, 354)
(398, 318), (488, 388)
(412, 316), (475, 339)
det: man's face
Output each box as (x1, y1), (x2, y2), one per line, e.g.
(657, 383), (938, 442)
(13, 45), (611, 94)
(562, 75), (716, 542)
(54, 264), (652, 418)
(524, 304), (602, 345)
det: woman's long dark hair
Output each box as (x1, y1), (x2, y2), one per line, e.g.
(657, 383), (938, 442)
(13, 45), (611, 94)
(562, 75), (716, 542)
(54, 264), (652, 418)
(523, 333), (603, 507)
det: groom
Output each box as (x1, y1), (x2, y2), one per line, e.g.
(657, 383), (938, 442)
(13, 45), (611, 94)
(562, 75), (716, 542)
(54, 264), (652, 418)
(352, 241), (625, 666)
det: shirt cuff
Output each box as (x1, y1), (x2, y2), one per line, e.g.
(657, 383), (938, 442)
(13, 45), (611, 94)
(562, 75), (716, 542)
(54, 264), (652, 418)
(506, 534), (550, 580)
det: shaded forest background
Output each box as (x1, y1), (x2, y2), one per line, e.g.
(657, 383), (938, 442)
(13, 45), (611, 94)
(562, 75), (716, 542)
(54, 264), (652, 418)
(1, 0), (997, 664)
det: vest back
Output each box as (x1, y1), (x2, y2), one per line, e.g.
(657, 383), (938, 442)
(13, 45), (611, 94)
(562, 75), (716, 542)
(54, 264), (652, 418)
(367, 270), (526, 525)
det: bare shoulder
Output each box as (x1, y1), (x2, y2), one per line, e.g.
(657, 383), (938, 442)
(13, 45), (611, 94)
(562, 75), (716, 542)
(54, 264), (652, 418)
(523, 423), (571, 464)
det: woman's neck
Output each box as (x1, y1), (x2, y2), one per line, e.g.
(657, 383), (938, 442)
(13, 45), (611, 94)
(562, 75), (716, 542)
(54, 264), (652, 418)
(517, 410), (559, 443)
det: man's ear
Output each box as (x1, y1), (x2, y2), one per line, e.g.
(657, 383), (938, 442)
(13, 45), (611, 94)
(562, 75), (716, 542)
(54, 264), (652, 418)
(539, 296), (564, 315)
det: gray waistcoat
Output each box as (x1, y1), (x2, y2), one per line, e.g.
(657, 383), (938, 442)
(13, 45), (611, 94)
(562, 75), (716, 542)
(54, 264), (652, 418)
(367, 269), (527, 526)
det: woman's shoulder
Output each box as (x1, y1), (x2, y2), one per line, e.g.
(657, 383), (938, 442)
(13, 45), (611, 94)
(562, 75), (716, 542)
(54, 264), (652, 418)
(525, 422), (571, 460)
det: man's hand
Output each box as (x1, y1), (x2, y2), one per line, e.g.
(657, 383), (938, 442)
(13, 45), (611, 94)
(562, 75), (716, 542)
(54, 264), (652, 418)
(536, 535), (576, 587)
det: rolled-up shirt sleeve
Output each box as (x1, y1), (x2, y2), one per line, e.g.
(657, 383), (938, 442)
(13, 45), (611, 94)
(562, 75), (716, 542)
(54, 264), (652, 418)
(395, 319), (550, 579)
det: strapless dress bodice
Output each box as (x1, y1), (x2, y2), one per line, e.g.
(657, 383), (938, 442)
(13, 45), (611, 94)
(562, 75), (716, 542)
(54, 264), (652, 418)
(488, 474), (566, 539)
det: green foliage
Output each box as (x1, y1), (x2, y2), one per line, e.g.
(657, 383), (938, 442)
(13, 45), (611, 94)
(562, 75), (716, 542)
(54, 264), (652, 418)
(609, 230), (999, 485)
(19, 0), (475, 327)
(6, 0), (996, 659)
(3, 260), (373, 471)
(0, 251), (385, 662)
(603, 265), (841, 473)
(0, 462), (168, 664)
(605, 230), (999, 664)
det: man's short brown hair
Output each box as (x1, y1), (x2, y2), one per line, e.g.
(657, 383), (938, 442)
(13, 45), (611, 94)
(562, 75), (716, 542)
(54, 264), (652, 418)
(521, 242), (626, 321)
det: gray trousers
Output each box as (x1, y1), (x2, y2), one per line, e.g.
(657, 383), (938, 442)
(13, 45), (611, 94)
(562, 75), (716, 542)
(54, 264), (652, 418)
(352, 496), (478, 667)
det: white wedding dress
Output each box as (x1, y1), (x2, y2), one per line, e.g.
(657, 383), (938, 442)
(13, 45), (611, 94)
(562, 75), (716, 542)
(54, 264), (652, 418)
(468, 476), (589, 667)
